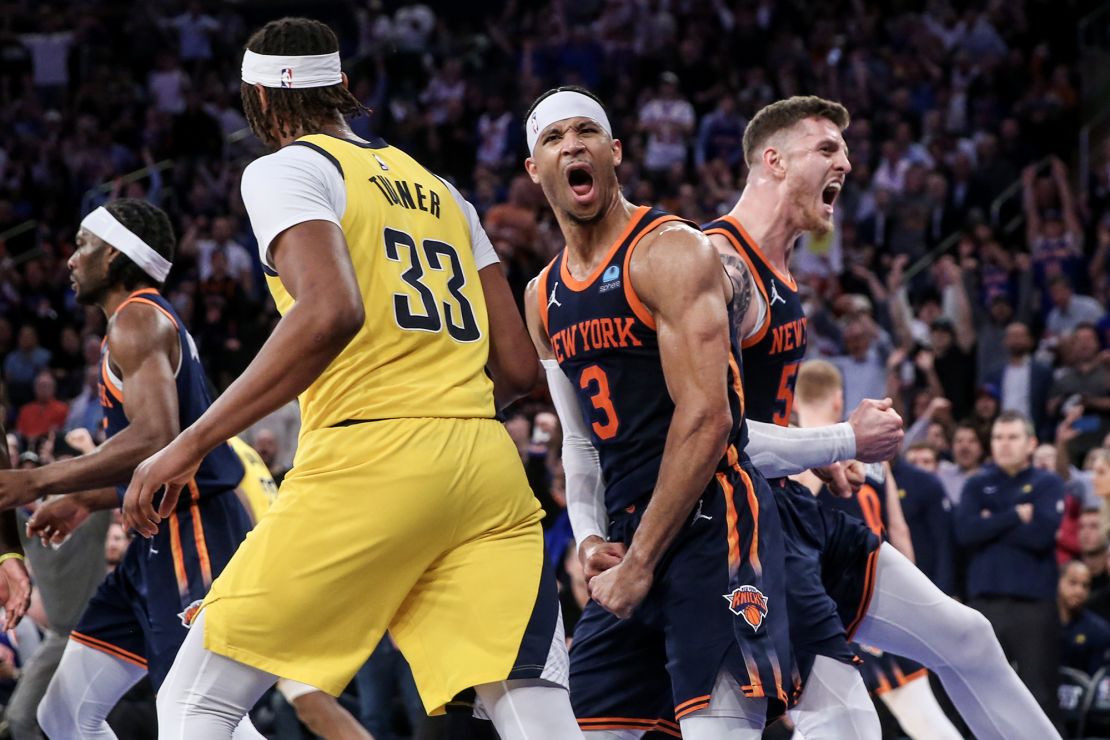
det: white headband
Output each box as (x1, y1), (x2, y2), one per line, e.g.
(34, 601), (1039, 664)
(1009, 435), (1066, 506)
(80, 207), (172, 283)
(241, 49), (342, 89)
(526, 90), (613, 154)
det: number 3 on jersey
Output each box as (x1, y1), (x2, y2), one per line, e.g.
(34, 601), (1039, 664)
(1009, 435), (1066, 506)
(384, 227), (481, 342)
(580, 365), (619, 440)
(773, 361), (800, 426)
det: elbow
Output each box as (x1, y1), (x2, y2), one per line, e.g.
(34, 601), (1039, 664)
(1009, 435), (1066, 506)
(687, 406), (733, 455)
(318, 299), (365, 348)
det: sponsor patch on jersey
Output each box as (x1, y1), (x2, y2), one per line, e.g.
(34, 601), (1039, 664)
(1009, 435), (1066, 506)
(599, 264), (622, 292)
(724, 585), (768, 631)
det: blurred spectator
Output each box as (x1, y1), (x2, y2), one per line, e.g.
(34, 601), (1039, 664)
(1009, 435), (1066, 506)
(1024, 159), (1084, 317)
(940, 422), (987, 506)
(829, 317), (888, 416)
(639, 71), (695, 179)
(15, 371), (68, 439)
(891, 456), (956, 594)
(185, 215), (255, 295)
(167, 2), (220, 64)
(695, 94), (745, 170)
(987, 322), (1053, 438)
(956, 411), (1065, 718)
(4, 326), (51, 410)
(247, 401), (300, 471)
(1058, 561), (1110, 675)
(1045, 276), (1105, 338)
(63, 365), (103, 436)
(105, 522), (129, 573)
(1047, 325), (1110, 463)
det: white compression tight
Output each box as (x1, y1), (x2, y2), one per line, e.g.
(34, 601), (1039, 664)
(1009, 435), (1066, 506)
(788, 655), (880, 739)
(880, 673), (963, 740)
(854, 543), (1060, 740)
(37, 640), (262, 739)
(158, 611), (582, 740)
(584, 669), (768, 740)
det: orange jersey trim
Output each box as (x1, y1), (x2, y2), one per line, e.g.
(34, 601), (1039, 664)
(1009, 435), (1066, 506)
(846, 546), (881, 639)
(559, 205), (650, 291)
(706, 225), (772, 349)
(728, 351), (745, 415)
(621, 214), (686, 331)
(717, 215), (797, 291)
(101, 355), (123, 402)
(70, 631), (148, 669)
(579, 719), (681, 737)
(536, 259), (554, 338)
(187, 480), (213, 587)
(674, 695), (711, 720)
(168, 512), (189, 598)
(738, 466), (762, 576)
(718, 472), (741, 571)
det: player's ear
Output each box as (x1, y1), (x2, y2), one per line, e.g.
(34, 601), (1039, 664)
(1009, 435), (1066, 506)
(341, 72), (349, 90)
(611, 137), (622, 167)
(763, 143), (785, 178)
(524, 157), (540, 184)
(255, 84), (268, 114)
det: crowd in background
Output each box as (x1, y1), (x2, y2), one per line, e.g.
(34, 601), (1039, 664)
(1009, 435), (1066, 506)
(0, 0), (1107, 737)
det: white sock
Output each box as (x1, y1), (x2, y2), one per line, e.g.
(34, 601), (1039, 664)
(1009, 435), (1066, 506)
(880, 674), (963, 740)
(474, 678), (583, 740)
(855, 543), (1060, 740)
(155, 611), (277, 740)
(37, 640), (145, 740)
(788, 655), (880, 740)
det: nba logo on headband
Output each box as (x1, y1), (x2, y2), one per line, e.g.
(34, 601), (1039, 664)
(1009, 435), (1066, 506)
(280, 68), (294, 88)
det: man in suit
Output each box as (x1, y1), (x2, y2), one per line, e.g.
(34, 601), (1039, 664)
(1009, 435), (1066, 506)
(987, 321), (1054, 440)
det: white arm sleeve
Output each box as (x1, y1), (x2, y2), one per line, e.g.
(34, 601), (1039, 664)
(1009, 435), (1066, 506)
(542, 359), (608, 543)
(240, 145), (347, 271)
(745, 420), (857, 477)
(437, 177), (500, 270)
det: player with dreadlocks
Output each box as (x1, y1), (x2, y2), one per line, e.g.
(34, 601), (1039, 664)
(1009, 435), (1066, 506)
(126, 17), (580, 740)
(0, 198), (266, 739)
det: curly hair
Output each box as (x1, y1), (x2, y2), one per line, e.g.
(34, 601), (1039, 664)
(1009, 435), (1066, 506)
(103, 198), (175, 290)
(241, 17), (369, 147)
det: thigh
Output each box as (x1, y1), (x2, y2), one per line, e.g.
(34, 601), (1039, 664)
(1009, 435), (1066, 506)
(70, 548), (148, 673)
(569, 601), (678, 737)
(46, 640), (146, 711)
(200, 420), (465, 696)
(661, 462), (794, 720)
(775, 481), (856, 678)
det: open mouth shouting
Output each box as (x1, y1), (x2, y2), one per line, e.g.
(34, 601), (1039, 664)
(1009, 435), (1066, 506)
(821, 180), (842, 216)
(565, 161), (597, 206)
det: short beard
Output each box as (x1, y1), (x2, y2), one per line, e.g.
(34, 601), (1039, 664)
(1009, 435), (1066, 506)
(73, 275), (108, 307)
(564, 206), (607, 226)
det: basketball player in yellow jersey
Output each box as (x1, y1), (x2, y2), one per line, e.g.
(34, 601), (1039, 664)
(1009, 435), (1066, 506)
(122, 17), (580, 740)
(225, 437), (277, 524)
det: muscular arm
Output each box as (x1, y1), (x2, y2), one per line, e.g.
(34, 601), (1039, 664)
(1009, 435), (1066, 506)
(882, 465), (915, 562)
(123, 220), (364, 535)
(0, 306), (180, 504)
(481, 265), (539, 409)
(176, 221), (362, 459)
(619, 225), (735, 576)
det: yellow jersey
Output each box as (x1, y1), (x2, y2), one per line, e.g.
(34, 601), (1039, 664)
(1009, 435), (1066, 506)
(264, 134), (494, 433)
(228, 436), (278, 523)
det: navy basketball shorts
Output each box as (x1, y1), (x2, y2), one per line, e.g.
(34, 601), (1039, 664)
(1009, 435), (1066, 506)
(853, 645), (927, 695)
(570, 457), (796, 736)
(774, 479), (861, 682)
(816, 500), (883, 640)
(70, 490), (252, 689)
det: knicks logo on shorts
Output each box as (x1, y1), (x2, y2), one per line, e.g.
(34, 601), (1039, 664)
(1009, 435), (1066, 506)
(724, 586), (768, 631)
(178, 599), (203, 628)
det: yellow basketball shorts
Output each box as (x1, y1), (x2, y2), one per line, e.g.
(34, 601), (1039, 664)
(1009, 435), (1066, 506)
(199, 417), (553, 713)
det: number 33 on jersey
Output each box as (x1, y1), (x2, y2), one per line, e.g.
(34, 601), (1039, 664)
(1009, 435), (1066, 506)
(257, 134), (496, 432)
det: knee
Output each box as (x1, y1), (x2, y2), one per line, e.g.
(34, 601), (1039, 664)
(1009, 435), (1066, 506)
(38, 680), (74, 739)
(939, 602), (1001, 664)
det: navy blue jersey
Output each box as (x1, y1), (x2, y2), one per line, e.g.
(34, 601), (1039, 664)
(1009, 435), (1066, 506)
(539, 206), (748, 516)
(99, 289), (243, 502)
(817, 470), (888, 539)
(703, 216), (807, 426)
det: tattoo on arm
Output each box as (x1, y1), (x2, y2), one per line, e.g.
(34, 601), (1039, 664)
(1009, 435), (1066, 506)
(719, 253), (753, 349)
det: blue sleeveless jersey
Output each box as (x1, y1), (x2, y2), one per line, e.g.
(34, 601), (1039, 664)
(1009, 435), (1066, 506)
(817, 471), (888, 538)
(539, 206), (748, 516)
(99, 289), (243, 502)
(703, 216), (807, 426)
